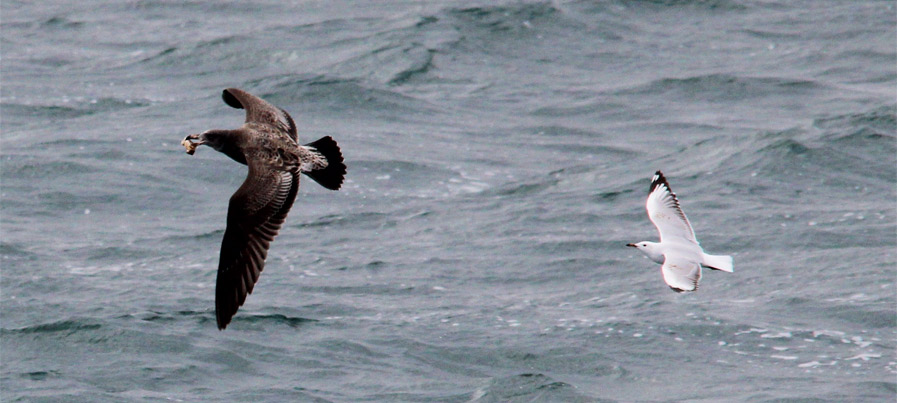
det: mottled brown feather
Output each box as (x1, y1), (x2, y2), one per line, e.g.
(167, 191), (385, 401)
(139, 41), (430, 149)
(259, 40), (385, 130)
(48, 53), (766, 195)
(222, 88), (298, 142)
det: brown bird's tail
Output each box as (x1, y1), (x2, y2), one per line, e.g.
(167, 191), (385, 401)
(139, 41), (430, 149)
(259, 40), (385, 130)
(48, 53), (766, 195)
(302, 136), (346, 190)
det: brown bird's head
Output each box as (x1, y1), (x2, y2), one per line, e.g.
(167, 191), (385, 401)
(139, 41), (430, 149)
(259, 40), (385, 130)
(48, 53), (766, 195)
(181, 129), (238, 155)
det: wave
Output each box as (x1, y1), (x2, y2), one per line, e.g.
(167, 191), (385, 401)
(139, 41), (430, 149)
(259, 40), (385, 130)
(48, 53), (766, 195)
(749, 107), (896, 183)
(0, 241), (38, 261)
(139, 310), (317, 329)
(813, 105), (896, 139)
(345, 159), (467, 198)
(491, 180), (557, 198)
(129, 0), (269, 13)
(480, 165), (593, 200)
(0, 15), (84, 31)
(612, 73), (827, 102)
(240, 74), (443, 118)
(386, 46), (434, 85)
(446, 3), (568, 35)
(625, 104), (896, 196)
(295, 211), (390, 230)
(206, 312), (317, 329)
(127, 33), (259, 75)
(161, 228), (225, 243)
(470, 373), (592, 402)
(485, 167), (587, 198)
(529, 101), (629, 118)
(119, 1), (625, 97)
(135, 309), (211, 324)
(35, 191), (117, 211)
(436, 1), (622, 60)
(2, 160), (97, 179)
(613, 0), (750, 12)
(1, 103), (89, 119)
(1, 98), (149, 121)
(2, 320), (102, 335)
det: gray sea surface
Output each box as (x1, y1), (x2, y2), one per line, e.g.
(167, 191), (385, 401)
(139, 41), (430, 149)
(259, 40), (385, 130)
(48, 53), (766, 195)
(2, 0), (896, 401)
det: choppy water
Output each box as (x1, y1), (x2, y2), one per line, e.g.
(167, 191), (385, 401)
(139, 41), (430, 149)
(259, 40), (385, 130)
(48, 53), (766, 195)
(2, 1), (896, 401)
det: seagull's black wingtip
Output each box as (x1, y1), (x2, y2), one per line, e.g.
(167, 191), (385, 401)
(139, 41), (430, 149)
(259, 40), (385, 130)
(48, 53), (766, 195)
(650, 170), (670, 194)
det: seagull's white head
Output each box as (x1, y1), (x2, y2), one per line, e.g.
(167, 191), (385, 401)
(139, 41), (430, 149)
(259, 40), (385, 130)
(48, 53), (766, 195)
(626, 241), (664, 264)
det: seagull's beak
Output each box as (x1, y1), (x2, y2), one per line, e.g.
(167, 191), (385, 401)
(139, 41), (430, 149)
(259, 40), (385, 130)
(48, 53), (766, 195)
(181, 134), (203, 155)
(626, 243), (637, 248)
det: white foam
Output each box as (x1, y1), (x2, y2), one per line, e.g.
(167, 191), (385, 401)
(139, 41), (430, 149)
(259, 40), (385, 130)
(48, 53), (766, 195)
(735, 327), (768, 335)
(771, 355), (797, 360)
(798, 360), (836, 368)
(845, 353), (880, 361)
(70, 265), (125, 275)
(813, 330), (845, 338)
(761, 331), (792, 339)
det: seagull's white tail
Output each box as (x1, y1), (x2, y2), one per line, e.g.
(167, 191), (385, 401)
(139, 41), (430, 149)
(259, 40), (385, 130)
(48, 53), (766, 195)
(702, 253), (733, 272)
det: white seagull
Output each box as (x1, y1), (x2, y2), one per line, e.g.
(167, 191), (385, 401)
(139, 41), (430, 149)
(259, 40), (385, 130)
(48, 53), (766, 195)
(627, 171), (733, 292)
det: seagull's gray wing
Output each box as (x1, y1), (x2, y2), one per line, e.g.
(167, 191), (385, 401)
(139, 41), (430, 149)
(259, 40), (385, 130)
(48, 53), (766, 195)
(222, 88), (298, 142)
(646, 171), (697, 244)
(215, 160), (299, 330)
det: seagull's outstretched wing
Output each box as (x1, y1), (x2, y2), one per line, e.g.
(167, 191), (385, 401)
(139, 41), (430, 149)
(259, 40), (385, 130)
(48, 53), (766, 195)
(222, 88), (298, 142)
(646, 171), (697, 244)
(661, 256), (701, 292)
(215, 161), (299, 330)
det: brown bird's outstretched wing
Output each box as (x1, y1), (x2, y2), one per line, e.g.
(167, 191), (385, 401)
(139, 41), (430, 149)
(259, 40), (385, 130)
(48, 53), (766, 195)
(215, 161), (299, 330)
(221, 88), (298, 142)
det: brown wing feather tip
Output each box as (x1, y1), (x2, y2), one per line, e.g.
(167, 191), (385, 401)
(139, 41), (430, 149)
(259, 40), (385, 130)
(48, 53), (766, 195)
(222, 89), (244, 109)
(217, 301), (233, 330)
(280, 107), (298, 141)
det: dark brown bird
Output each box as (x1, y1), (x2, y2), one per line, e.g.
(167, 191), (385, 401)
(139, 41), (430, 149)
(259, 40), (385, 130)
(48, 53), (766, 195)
(181, 88), (346, 330)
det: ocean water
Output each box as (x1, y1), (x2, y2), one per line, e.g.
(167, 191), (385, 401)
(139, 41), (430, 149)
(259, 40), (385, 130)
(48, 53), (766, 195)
(1, 0), (895, 401)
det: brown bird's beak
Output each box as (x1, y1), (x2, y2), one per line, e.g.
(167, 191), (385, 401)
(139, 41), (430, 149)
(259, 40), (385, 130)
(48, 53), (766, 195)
(626, 243), (637, 248)
(181, 134), (202, 155)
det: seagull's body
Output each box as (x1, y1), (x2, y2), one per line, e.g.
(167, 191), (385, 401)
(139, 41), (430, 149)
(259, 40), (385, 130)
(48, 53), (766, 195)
(627, 171), (732, 292)
(181, 88), (346, 329)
